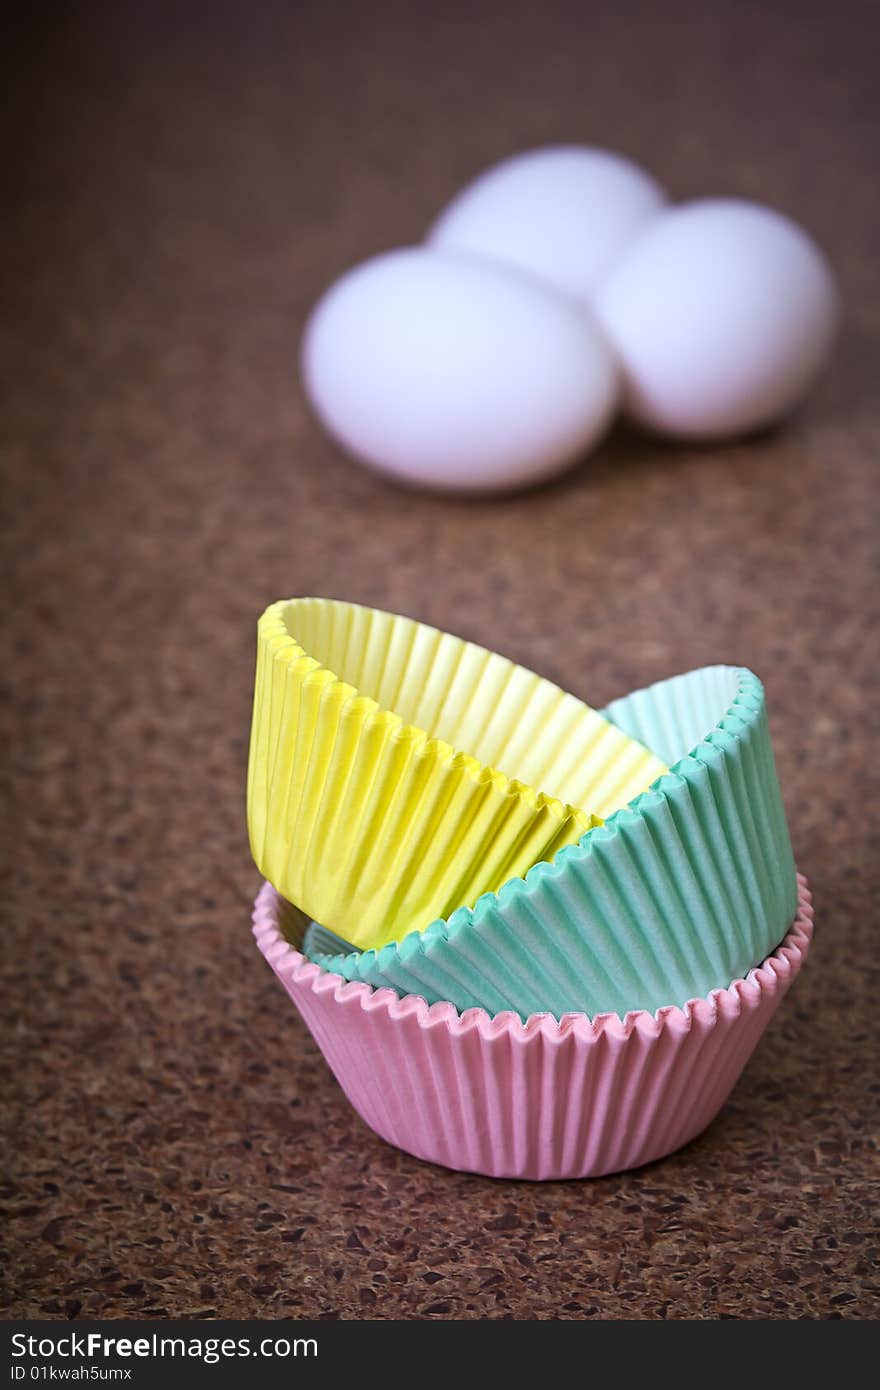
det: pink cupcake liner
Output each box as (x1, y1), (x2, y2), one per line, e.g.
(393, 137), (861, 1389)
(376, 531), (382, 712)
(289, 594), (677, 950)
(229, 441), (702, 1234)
(253, 875), (813, 1181)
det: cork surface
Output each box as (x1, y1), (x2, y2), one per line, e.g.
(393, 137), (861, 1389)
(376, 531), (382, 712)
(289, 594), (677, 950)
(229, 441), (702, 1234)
(2, 0), (877, 1320)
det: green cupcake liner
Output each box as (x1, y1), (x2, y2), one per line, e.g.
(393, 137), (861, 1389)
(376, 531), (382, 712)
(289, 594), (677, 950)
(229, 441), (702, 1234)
(305, 666), (798, 1021)
(303, 921), (354, 958)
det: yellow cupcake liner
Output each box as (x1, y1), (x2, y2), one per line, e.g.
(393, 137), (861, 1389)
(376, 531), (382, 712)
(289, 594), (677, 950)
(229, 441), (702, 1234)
(247, 598), (667, 951)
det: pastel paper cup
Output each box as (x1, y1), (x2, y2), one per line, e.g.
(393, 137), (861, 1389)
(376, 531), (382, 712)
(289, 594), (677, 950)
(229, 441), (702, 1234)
(254, 875), (813, 1181)
(308, 666), (799, 1020)
(247, 598), (666, 951)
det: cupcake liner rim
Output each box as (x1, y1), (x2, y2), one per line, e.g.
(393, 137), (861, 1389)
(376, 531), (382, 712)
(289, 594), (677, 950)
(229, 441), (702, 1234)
(256, 599), (658, 823)
(254, 872), (812, 1037)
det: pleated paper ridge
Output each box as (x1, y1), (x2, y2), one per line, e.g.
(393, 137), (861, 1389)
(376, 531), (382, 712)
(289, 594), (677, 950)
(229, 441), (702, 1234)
(247, 598), (667, 950)
(303, 921), (356, 959)
(254, 876), (813, 1181)
(308, 666), (799, 1020)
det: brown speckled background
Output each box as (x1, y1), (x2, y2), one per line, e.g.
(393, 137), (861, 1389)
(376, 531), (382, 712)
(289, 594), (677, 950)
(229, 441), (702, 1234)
(2, 0), (878, 1321)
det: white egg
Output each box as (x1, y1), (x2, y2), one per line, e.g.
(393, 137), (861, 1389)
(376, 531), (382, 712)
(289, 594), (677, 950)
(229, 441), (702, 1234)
(428, 145), (667, 304)
(301, 247), (619, 492)
(594, 199), (838, 439)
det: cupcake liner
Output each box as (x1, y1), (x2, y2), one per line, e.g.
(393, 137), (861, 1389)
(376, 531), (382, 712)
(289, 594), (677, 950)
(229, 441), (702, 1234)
(247, 598), (667, 951)
(303, 921), (356, 958)
(307, 666), (799, 1020)
(253, 874), (813, 1181)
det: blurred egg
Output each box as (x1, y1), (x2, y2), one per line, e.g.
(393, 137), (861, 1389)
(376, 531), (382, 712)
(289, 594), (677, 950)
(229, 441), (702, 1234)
(594, 199), (838, 439)
(301, 247), (619, 492)
(428, 145), (667, 303)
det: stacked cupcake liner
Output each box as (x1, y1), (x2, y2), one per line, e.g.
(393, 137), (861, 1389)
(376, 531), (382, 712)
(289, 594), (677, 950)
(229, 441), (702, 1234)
(248, 598), (667, 950)
(306, 667), (797, 1019)
(254, 876), (813, 1181)
(248, 597), (808, 1179)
